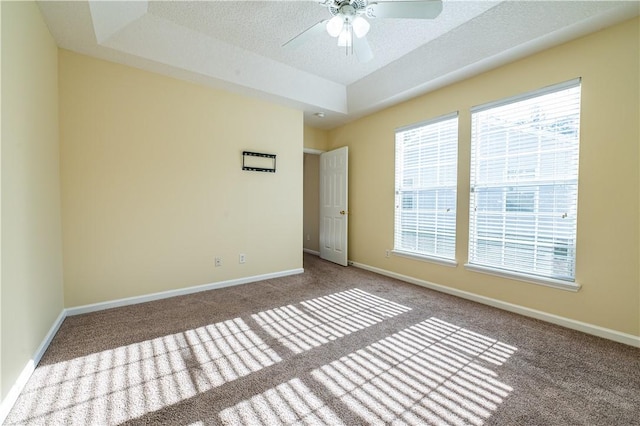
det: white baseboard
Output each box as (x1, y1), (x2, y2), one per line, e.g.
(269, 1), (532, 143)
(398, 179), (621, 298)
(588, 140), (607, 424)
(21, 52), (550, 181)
(351, 260), (640, 348)
(0, 267), (304, 422)
(66, 268), (304, 316)
(303, 248), (320, 256)
(0, 310), (66, 424)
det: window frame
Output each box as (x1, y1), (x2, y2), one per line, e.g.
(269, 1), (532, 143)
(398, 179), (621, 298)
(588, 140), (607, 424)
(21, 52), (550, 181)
(393, 111), (459, 266)
(465, 79), (582, 291)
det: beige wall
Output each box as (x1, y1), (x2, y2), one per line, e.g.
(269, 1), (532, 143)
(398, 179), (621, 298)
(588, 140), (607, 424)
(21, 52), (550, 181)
(59, 50), (303, 307)
(327, 17), (640, 337)
(1, 1), (64, 399)
(303, 125), (329, 151)
(303, 154), (320, 252)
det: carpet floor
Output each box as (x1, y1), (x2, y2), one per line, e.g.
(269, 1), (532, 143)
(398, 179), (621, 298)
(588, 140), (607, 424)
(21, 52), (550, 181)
(5, 253), (639, 425)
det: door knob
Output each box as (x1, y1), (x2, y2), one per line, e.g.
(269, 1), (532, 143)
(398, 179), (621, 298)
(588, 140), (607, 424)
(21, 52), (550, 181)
(340, 210), (347, 215)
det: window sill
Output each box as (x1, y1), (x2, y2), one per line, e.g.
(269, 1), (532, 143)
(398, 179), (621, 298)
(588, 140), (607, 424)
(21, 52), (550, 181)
(392, 250), (458, 267)
(464, 263), (581, 292)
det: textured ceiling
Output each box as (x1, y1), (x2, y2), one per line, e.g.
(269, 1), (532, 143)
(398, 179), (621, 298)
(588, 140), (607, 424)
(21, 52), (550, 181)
(38, 0), (639, 129)
(146, 1), (501, 85)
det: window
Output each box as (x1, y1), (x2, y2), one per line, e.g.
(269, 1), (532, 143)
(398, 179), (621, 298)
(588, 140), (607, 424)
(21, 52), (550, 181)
(468, 79), (581, 285)
(394, 112), (458, 262)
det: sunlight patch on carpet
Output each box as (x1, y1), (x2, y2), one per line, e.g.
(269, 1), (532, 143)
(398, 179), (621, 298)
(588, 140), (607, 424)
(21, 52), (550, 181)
(252, 288), (412, 354)
(219, 378), (345, 425)
(7, 318), (281, 425)
(311, 317), (516, 425)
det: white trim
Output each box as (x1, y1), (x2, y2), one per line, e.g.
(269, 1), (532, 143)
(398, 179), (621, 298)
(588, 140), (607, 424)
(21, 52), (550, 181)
(303, 248), (320, 256)
(395, 110), (459, 133)
(0, 310), (67, 424)
(464, 263), (580, 292)
(470, 77), (581, 113)
(303, 148), (324, 155)
(66, 268), (304, 316)
(392, 250), (458, 267)
(350, 260), (640, 348)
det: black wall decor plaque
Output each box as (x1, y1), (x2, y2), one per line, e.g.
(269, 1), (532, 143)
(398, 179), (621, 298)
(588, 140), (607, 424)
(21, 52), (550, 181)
(242, 151), (276, 173)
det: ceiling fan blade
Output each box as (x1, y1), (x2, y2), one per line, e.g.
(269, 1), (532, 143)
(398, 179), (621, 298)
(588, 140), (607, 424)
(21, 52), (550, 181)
(282, 20), (328, 48)
(353, 36), (373, 63)
(366, 1), (443, 19)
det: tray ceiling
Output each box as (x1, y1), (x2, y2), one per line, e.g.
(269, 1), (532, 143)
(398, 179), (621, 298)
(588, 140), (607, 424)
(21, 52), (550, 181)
(37, 1), (639, 129)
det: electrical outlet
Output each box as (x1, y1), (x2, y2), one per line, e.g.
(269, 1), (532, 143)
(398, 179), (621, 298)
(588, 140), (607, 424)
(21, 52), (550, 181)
(215, 257), (222, 267)
(385, 249), (391, 258)
(239, 253), (246, 264)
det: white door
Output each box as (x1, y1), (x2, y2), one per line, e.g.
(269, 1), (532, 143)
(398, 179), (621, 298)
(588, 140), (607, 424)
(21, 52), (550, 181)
(319, 147), (348, 266)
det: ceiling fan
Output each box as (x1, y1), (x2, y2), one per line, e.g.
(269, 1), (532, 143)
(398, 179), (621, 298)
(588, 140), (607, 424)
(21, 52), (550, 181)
(283, 0), (443, 63)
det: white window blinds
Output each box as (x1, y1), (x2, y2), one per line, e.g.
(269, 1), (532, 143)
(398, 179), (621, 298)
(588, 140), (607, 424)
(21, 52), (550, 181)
(395, 113), (458, 261)
(468, 79), (581, 282)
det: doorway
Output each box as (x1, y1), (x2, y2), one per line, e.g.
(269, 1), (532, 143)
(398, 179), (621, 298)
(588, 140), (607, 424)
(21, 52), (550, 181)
(303, 147), (349, 266)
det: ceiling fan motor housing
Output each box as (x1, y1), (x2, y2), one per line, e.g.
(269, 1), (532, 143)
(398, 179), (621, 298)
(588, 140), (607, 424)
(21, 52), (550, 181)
(329, 0), (368, 17)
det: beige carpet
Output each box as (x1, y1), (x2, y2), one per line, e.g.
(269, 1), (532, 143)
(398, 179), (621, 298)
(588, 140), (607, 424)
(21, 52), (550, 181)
(5, 253), (639, 425)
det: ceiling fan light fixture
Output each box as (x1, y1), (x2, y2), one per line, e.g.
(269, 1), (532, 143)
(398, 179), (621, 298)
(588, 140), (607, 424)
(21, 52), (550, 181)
(352, 16), (370, 38)
(326, 15), (344, 37)
(337, 26), (352, 47)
